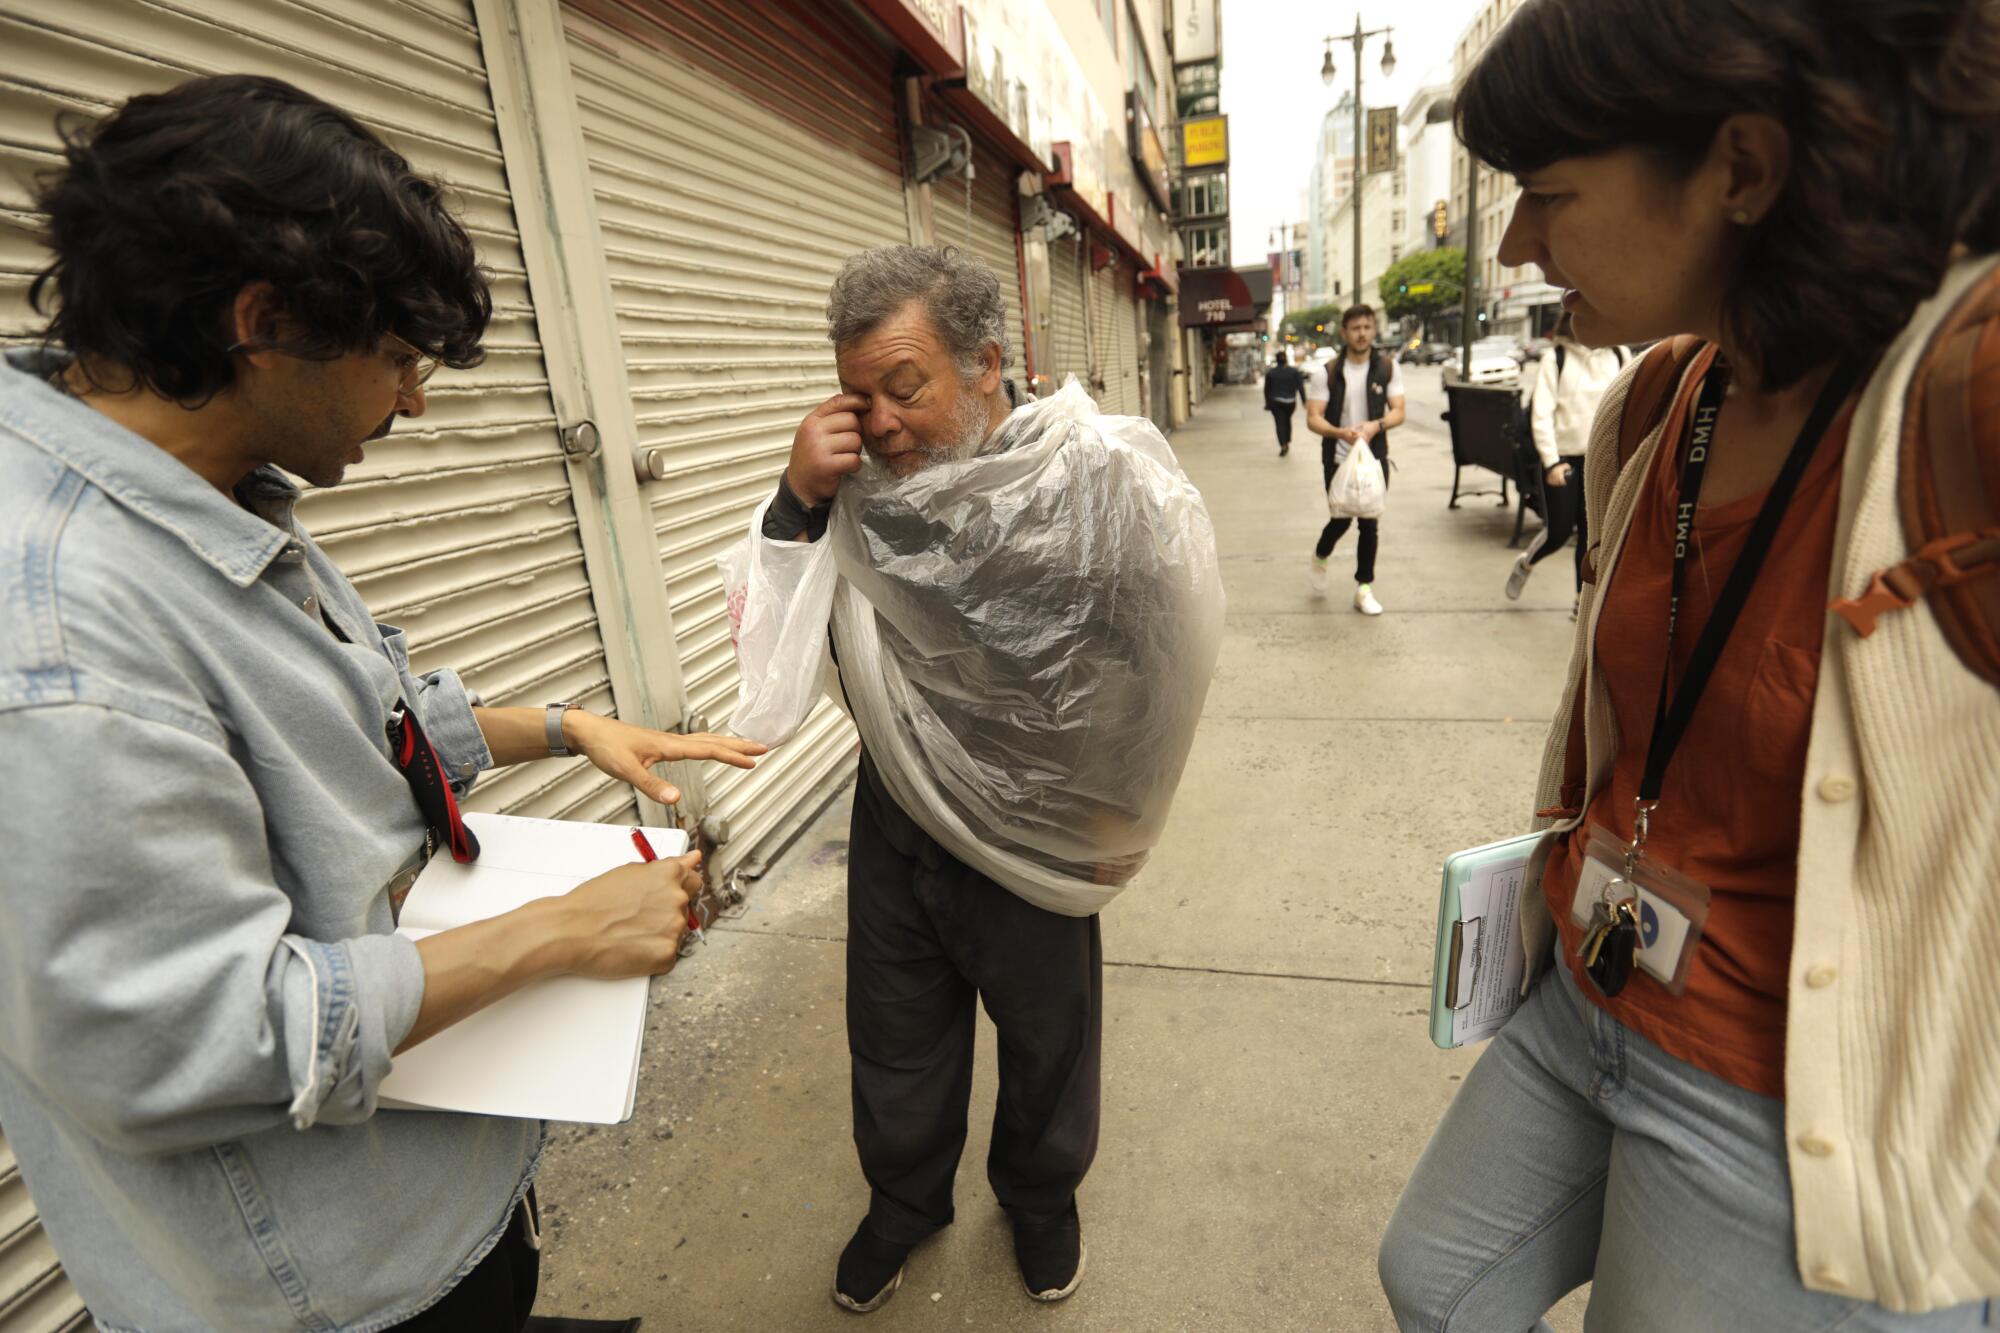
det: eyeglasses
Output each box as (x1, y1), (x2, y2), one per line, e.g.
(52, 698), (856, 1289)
(381, 334), (439, 396)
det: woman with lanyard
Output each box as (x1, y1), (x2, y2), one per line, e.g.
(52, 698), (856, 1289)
(1378, 1), (2000, 1330)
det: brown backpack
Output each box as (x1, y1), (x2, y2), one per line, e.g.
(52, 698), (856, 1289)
(1541, 276), (2000, 817)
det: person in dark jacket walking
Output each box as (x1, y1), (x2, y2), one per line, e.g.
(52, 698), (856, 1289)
(1264, 349), (1305, 455)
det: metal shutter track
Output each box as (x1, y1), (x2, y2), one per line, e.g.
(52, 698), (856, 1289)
(1089, 259), (1125, 414)
(1111, 261), (1141, 416)
(0, 4), (635, 1325)
(562, 0), (913, 867)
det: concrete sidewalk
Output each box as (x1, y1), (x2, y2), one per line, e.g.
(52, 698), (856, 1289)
(534, 376), (1587, 1331)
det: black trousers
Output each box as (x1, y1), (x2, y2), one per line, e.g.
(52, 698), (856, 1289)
(1528, 453), (1588, 591)
(846, 757), (1103, 1245)
(1268, 403), (1295, 447)
(1316, 437), (1389, 582)
(391, 1191), (540, 1331)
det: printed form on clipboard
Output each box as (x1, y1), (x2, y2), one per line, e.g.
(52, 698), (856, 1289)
(378, 812), (689, 1125)
(1429, 832), (1542, 1049)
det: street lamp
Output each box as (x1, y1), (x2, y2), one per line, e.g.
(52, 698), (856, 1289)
(1319, 16), (1395, 309)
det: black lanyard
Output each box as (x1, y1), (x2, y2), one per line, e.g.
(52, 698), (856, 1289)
(1636, 357), (1859, 807)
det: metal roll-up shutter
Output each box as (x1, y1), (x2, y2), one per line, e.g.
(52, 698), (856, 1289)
(927, 116), (1025, 393)
(1044, 230), (1092, 400)
(0, 2), (635, 827)
(1111, 261), (1142, 419)
(1, 1129), (82, 1333)
(1089, 255), (1128, 414)
(561, 0), (912, 867)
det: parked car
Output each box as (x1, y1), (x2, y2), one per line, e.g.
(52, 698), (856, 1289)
(1445, 337), (1525, 387)
(1520, 336), (1555, 363)
(1400, 341), (1454, 365)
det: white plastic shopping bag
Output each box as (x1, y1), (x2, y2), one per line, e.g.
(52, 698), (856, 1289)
(1328, 438), (1386, 519)
(715, 495), (839, 746)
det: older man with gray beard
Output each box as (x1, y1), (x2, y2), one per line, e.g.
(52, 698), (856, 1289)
(762, 246), (1096, 1313)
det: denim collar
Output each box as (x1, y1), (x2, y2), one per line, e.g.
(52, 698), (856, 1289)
(1, 350), (297, 587)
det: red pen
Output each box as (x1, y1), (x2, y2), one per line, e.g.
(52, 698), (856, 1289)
(631, 827), (702, 943)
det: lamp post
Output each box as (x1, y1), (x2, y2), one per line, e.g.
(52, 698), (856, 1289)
(1321, 16), (1395, 312)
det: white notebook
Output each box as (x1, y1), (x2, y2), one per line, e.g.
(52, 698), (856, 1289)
(377, 812), (688, 1125)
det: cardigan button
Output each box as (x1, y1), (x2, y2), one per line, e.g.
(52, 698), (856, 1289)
(1805, 965), (1838, 989)
(1800, 1134), (1838, 1158)
(1816, 775), (1856, 803)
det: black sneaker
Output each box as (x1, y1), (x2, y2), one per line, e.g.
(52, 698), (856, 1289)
(832, 1219), (910, 1314)
(1011, 1203), (1086, 1302)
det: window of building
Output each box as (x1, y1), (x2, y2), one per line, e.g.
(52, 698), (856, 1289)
(1175, 62), (1219, 120)
(1126, 2), (1157, 116)
(1181, 172), (1227, 218)
(1182, 224), (1229, 267)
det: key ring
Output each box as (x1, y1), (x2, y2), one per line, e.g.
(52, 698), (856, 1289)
(1627, 798), (1660, 878)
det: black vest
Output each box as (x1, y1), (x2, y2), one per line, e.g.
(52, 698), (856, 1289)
(1331, 351), (1393, 451)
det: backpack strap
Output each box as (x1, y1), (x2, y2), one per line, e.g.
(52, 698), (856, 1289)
(1615, 334), (1705, 469)
(1543, 334), (1706, 820)
(1830, 268), (2000, 685)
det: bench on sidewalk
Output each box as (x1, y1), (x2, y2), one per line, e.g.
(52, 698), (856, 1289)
(1441, 380), (1546, 549)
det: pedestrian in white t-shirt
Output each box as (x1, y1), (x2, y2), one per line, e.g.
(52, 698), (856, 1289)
(1304, 304), (1406, 614)
(1504, 313), (1629, 613)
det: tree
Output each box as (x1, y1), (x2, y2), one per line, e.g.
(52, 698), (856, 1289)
(1379, 248), (1466, 328)
(1278, 302), (1346, 346)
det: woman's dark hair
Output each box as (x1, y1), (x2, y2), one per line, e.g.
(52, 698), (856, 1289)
(29, 74), (490, 403)
(1456, 0), (2000, 389)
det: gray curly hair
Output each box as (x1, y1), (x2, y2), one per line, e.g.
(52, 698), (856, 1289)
(826, 244), (1013, 380)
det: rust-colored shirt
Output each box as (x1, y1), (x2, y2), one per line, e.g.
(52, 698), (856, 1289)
(1542, 346), (1856, 1098)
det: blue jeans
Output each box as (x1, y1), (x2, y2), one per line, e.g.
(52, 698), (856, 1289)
(1380, 956), (1994, 1332)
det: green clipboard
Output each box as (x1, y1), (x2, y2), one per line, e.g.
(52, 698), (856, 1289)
(1429, 831), (1544, 1049)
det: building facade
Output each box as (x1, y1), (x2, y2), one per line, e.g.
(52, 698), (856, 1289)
(1450, 0), (1562, 339)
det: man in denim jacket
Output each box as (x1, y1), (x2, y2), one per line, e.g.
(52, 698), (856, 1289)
(0, 75), (761, 1332)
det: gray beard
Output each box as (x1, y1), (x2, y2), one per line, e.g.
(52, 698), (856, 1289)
(907, 392), (994, 469)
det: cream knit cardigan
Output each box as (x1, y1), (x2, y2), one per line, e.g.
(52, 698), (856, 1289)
(1522, 254), (2000, 1313)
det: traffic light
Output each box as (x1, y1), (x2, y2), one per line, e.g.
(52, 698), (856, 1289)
(1399, 283), (1408, 294)
(1315, 323), (1324, 332)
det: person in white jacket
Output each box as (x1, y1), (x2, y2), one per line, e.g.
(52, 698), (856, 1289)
(1505, 312), (1628, 611)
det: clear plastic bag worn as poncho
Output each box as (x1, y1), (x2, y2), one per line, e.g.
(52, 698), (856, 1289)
(717, 378), (1224, 916)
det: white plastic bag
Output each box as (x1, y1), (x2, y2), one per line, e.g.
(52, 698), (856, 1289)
(715, 495), (840, 746)
(718, 378), (1224, 916)
(1327, 439), (1386, 519)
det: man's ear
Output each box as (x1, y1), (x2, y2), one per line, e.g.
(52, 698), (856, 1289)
(230, 283), (289, 370)
(978, 342), (1003, 397)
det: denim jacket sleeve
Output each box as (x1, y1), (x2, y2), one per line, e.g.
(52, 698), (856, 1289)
(371, 622), (492, 799)
(0, 703), (426, 1156)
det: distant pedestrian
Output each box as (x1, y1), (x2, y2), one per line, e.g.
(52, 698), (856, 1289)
(1505, 312), (1629, 611)
(1263, 348), (1304, 455)
(1305, 305), (1406, 615)
(1381, 0), (2000, 1328)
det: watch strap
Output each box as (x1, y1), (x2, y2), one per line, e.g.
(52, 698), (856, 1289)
(545, 701), (577, 756)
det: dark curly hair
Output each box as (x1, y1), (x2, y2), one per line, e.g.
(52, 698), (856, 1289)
(29, 74), (490, 403)
(1456, 0), (2000, 389)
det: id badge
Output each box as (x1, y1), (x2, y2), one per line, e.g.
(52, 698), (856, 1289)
(1567, 824), (1713, 995)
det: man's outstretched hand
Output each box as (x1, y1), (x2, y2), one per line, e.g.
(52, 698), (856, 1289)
(566, 712), (765, 806)
(787, 392), (868, 506)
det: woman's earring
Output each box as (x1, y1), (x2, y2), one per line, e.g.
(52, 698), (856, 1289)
(1731, 210), (1754, 225)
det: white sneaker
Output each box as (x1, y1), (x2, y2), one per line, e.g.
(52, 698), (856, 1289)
(1308, 556), (1329, 596)
(1505, 552), (1535, 601)
(1354, 584), (1383, 616)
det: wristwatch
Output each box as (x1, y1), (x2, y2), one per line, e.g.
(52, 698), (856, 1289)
(544, 701), (582, 756)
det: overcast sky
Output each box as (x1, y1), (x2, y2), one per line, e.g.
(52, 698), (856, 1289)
(1220, 0), (1491, 263)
